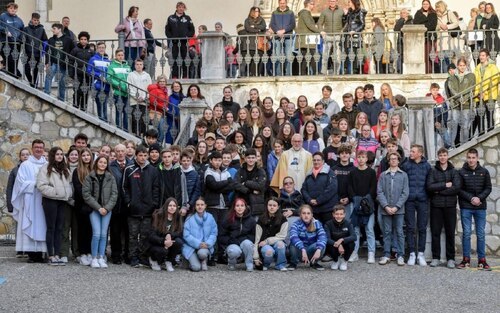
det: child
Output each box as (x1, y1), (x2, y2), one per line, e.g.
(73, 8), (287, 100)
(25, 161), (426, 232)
(324, 205), (356, 271)
(323, 128), (342, 168)
(426, 83), (451, 148)
(216, 119), (234, 142)
(179, 150), (201, 217)
(187, 120), (208, 147)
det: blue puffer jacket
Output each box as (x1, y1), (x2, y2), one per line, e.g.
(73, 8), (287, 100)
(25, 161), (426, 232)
(402, 157), (431, 201)
(267, 151), (279, 180)
(301, 163), (338, 213)
(87, 53), (111, 92)
(182, 211), (218, 260)
(289, 219), (327, 250)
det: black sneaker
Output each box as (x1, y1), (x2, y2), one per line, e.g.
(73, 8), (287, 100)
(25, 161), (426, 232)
(390, 251), (398, 261)
(129, 258), (140, 268)
(207, 259), (216, 267)
(112, 257), (122, 265)
(311, 262), (324, 271)
(286, 264), (297, 271)
(456, 257), (470, 269)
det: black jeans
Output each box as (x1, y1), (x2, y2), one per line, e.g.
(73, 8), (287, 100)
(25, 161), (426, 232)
(430, 205), (456, 260)
(73, 74), (91, 111)
(170, 40), (188, 79)
(207, 208), (228, 260)
(24, 55), (42, 88)
(314, 211), (333, 226)
(149, 238), (183, 263)
(325, 241), (354, 262)
(0, 42), (21, 78)
(128, 216), (152, 260)
(77, 210), (92, 255)
(110, 210), (129, 261)
(42, 198), (66, 257)
(130, 105), (147, 137)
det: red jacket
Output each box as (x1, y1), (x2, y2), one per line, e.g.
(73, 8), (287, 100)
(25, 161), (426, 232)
(148, 84), (169, 112)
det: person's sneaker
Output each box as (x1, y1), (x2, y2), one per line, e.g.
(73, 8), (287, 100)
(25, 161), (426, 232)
(201, 259), (208, 271)
(228, 264), (236, 271)
(330, 261), (339, 270)
(16, 251), (24, 258)
(390, 251), (398, 261)
(397, 257), (405, 266)
(165, 261), (175, 272)
(55, 256), (65, 266)
(446, 260), (456, 269)
(430, 259), (440, 267)
(80, 255), (91, 266)
(311, 262), (324, 271)
(477, 258), (491, 271)
(321, 255), (332, 262)
(98, 258), (108, 269)
(207, 259), (216, 267)
(278, 267), (288, 272)
(286, 264), (297, 271)
(407, 252), (416, 266)
(339, 257), (348, 271)
(91, 258), (100, 268)
(378, 256), (390, 265)
(348, 252), (358, 263)
(246, 266), (254, 272)
(367, 252), (375, 264)
(130, 258), (140, 268)
(262, 266), (268, 271)
(417, 252), (427, 266)
(48, 257), (59, 266)
(456, 257), (470, 269)
(59, 256), (68, 264)
(149, 257), (161, 271)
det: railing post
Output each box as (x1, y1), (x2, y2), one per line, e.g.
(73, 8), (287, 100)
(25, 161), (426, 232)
(407, 97), (436, 160)
(118, 0), (125, 49)
(178, 98), (210, 137)
(198, 31), (228, 79)
(401, 25), (427, 75)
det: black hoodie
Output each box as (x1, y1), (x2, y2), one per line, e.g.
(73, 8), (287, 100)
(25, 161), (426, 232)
(23, 22), (48, 57)
(46, 34), (75, 68)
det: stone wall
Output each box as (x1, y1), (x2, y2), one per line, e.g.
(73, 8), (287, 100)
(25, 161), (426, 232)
(0, 77), (137, 236)
(449, 129), (500, 257)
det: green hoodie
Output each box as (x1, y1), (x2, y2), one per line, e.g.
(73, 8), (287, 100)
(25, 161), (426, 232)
(106, 59), (131, 97)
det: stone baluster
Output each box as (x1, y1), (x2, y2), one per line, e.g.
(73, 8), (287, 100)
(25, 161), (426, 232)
(401, 24), (427, 75)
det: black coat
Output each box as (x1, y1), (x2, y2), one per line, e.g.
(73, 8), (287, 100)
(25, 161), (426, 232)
(123, 161), (160, 217)
(203, 167), (235, 208)
(46, 34), (75, 68)
(69, 43), (94, 78)
(278, 189), (303, 216)
(164, 12), (195, 39)
(23, 23), (48, 57)
(458, 162), (492, 210)
(217, 98), (241, 118)
(109, 159), (133, 214)
(426, 162), (461, 208)
(235, 164), (267, 216)
(324, 218), (356, 245)
(158, 165), (182, 207)
(413, 10), (437, 41)
(218, 210), (256, 247)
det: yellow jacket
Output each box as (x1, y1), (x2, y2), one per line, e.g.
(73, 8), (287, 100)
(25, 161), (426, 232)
(474, 61), (499, 102)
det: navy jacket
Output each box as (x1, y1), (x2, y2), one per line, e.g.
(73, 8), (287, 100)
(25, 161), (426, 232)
(458, 162), (492, 210)
(357, 98), (383, 126)
(269, 7), (295, 35)
(301, 164), (338, 214)
(402, 157), (431, 202)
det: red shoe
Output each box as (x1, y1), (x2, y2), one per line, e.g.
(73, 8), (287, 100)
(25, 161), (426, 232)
(477, 258), (491, 271)
(456, 257), (470, 269)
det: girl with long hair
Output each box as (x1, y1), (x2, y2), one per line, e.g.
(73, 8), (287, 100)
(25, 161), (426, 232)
(371, 110), (389, 140)
(223, 110), (240, 131)
(237, 108), (249, 128)
(390, 113), (410, 157)
(272, 107), (287, 136)
(261, 97), (276, 127)
(351, 112), (374, 138)
(241, 105), (264, 147)
(413, 0), (438, 73)
(353, 86), (365, 107)
(302, 120), (325, 154)
(276, 121), (295, 150)
(245, 88), (262, 110)
(379, 83), (394, 111)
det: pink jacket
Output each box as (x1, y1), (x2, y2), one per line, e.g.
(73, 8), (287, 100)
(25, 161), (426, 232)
(115, 17), (146, 48)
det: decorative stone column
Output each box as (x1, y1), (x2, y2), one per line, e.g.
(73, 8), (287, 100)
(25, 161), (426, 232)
(199, 31), (228, 80)
(178, 98), (210, 143)
(407, 96), (436, 161)
(401, 25), (427, 74)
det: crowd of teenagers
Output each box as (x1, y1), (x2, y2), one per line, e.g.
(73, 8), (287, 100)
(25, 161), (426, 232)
(6, 79), (494, 271)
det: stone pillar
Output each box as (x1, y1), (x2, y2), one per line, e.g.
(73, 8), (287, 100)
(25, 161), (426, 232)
(199, 31), (228, 80)
(401, 25), (427, 74)
(36, 0), (49, 27)
(178, 98), (210, 141)
(407, 97), (436, 160)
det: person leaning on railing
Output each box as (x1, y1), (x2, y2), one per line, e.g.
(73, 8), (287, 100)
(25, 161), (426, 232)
(317, 0), (345, 75)
(0, 2), (24, 78)
(114, 6), (146, 68)
(479, 2), (500, 53)
(22, 12), (48, 88)
(87, 42), (111, 122)
(106, 49), (131, 131)
(341, 0), (366, 75)
(435, 1), (460, 74)
(69, 31), (94, 111)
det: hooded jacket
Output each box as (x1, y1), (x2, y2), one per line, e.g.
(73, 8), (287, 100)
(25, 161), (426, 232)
(46, 34), (75, 68)
(0, 11), (24, 41)
(324, 218), (356, 245)
(69, 43), (93, 78)
(123, 160), (160, 217)
(278, 189), (303, 215)
(301, 163), (338, 214)
(158, 163), (182, 207)
(109, 158), (133, 214)
(474, 59), (499, 102)
(148, 83), (169, 112)
(289, 218), (327, 250)
(427, 161), (461, 208)
(165, 12), (195, 39)
(204, 166), (234, 209)
(23, 22), (48, 57)
(87, 53), (111, 92)
(36, 165), (73, 201)
(235, 163), (267, 216)
(218, 209), (256, 247)
(458, 162), (492, 210)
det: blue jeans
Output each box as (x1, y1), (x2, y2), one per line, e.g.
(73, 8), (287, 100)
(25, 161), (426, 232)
(382, 214), (405, 257)
(261, 241), (287, 270)
(113, 95), (129, 131)
(272, 37), (293, 76)
(188, 248), (210, 272)
(378, 208), (398, 252)
(405, 200), (429, 253)
(95, 89), (109, 121)
(461, 209), (486, 259)
(354, 213), (375, 253)
(226, 239), (254, 270)
(289, 243), (324, 266)
(44, 64), (66, 101)
(90, 210), (112, 257)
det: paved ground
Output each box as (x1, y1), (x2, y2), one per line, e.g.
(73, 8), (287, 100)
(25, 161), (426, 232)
(0, 246), (499, 313)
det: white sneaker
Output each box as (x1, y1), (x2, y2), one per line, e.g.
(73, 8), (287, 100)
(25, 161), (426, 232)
(149, 257), (161, 271)
(407, 252), (416, 266)
(417, 252), (427, 266)
(367, 252), (375, 264)
(80, 255), (91, 266)
(379, 256), (390, 265)
(59, 256), (68, 263)
(330, 261), (339, 270)
(90, 258), (100, 268)
(339, 257), (348, 271)
(348, 252), (358, 262)
(165, 261), (175, 272)
(262, 266), (268, 271)
(397, 256), (405, 266)
(98, 257), (108, 269)
(201, 259), (208, 271)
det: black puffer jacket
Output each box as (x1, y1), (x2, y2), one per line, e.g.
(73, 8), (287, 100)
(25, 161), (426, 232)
(123, 160), (160, 217)
(279, 189), (303, 216)
(218, 209), (256, 247)
(343, 8), (366, 32)
(23, 23), (48, 57)
(426, 161), (461, 208)
(458, 162), (492, 210)
(69, 43), (94, 78)
(235, 164), (267, 216)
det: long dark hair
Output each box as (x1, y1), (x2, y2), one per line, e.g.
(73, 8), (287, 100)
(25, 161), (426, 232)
(420, 0), (436, 13)
(303, 120), (320, 141)
(258, 197), (285, 226)
(152, 197), (183, 234)
(47, 147), (69, 178)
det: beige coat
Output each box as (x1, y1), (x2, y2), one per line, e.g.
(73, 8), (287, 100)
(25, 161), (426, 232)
(436, 10), (459, 52)
(36, 164), (73, 201)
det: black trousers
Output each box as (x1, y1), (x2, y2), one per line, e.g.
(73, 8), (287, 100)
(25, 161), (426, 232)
(110, 210), (129, 261)
(42, 198), (66, 257)
(128, 216), (152, 260)
(24, 55), (42, 88)
(73, 74), (91, 111)
(325, 241), (354, 262)
(130, 105), (147, 137)
(314, 211), (333, 226)
(149, 238), (183, 263)
(430, 205), (456, 260)
(0, 42), (21, 78)
(77, 210), (92, 255)
(207, 208), (228, 260)
(171, 40), (188, 79)
(471, 109), (493, 136)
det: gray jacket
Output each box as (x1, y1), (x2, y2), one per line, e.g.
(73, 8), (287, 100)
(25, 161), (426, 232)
(377, 168), (409, 215)
(82, 171), (118, 212)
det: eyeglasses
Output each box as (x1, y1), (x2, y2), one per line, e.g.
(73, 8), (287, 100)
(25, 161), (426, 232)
(283, 181), (293, 185)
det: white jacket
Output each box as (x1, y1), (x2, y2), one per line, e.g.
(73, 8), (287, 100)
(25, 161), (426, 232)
(127, 71), (152, 105)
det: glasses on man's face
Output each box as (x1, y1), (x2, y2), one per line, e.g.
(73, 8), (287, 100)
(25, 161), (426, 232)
(283, 181), (293, 185)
